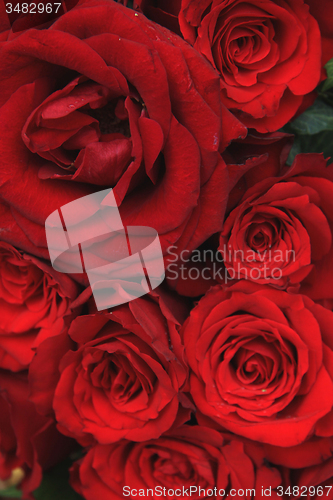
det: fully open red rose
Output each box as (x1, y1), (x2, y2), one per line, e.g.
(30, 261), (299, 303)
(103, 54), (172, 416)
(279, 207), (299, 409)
(219, 154), (333, 299)
(0, 0), (243, 264)
(182, 282), (333, 447)
(0, 371), (74, 498)
(51, 292), (189, 445)
(0, 242), (78, 372)
(178, 0), (322, 132)
(70, 425), (282, 500)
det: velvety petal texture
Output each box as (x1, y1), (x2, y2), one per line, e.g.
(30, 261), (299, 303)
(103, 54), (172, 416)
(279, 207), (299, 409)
(179, 0), (323, 132)
(219, 154), (333, 299)
(0, 242), (79, 371)
(70, 426), (283, 499)
(49, 292), (189, 445)
(1, 0), (333, 497)
(182, 282), (333, 447)
(0, 0), (239, 262)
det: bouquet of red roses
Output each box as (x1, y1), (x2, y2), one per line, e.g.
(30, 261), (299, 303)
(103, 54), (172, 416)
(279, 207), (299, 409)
(1, 0), (333, 498)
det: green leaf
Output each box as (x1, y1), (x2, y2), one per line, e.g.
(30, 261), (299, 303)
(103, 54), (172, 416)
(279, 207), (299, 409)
(320, 91), (333, 108)
(286, 130), (333, 166)
(322, 58), (333, 92)
(33, 460), (83, 500)
(286, 99), (333, 135)
(0, 486), (22, 498)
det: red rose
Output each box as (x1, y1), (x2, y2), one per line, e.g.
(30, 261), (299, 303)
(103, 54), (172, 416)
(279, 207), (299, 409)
(70, 426), (282, 499)
(0, 0), (241, 263)
(0, 371), (74, 498)
(179, 0), (322, 132)
(50, 292), (189, 445)
(0, 242), (78, 372)
(182, 282), (333, 447)
(219, 154), (333, 299)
